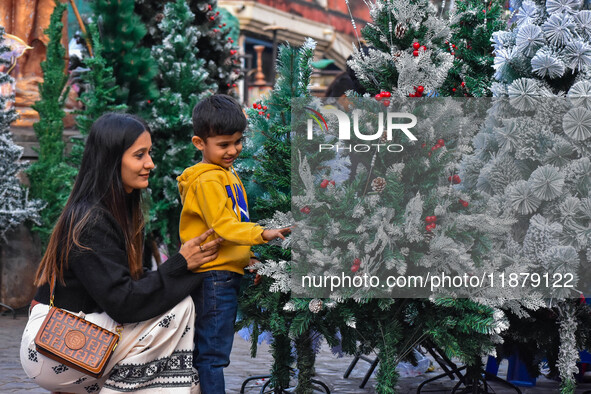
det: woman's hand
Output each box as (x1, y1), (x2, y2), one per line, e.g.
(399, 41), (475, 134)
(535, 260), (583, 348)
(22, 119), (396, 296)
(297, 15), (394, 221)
(247, 257), (262, 285)
(179, 229), (223, 271)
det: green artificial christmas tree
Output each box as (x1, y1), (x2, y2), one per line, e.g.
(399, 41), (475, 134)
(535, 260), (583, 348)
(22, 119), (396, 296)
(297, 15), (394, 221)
(134, 0), (242, 95)
(26, 0), (76, 245)
(147, 0), (215, 254)
(91, 0), (158, 112)
(237, 39), (337, 392)
(347, 0), (454, 97)
(0, 27), (43, 240)
(440, 0), (506, 97)
(70, 23), (127, 167)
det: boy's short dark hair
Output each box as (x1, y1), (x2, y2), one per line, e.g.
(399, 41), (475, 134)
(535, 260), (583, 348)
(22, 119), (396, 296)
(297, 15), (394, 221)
(192, 94), (247, 139)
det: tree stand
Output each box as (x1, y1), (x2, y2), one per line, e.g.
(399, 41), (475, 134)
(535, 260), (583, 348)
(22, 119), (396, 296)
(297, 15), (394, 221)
(417, 341), (522, 394)
(342, 354), (380, 388)
(239, 370), (330, 394)
(342, 339), (522, 393)
(240, 329), (330, 394)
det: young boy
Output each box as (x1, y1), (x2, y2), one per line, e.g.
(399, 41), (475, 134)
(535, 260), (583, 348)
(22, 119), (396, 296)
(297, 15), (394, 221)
(177, 94), (290, 394)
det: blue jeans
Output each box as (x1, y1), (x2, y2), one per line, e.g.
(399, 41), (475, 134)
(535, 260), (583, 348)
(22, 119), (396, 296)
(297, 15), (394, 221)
(191, 270), (242, 394)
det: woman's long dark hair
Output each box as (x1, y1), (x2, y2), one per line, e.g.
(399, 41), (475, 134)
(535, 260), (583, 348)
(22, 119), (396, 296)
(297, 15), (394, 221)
(35, 113), (150, 286)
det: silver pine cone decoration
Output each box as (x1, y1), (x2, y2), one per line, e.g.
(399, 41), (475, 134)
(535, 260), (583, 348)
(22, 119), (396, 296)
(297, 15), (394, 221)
(308, 298), (323, 313)
(371, 177), (387, 193)
(395, 22), (408, 39)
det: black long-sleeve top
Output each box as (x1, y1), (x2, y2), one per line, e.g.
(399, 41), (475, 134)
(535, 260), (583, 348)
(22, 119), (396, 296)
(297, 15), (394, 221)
(34, 208), (202, 323)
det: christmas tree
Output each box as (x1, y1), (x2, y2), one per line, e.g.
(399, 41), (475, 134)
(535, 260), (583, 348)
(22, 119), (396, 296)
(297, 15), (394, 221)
(26, 0), (76, 245)
(70, 22), (127, 167)
(289, 93), (534, 390)
(0, 27), (43, 240)
(147, 0), (215, 254)
(188, 0), (241, 94)
(133, 0), (164, 48)
(237, 36), (517, 391)
(91, 0), (158, 112)
(347, 0), (455, 97)
(490, 0), (591, 95)
(460, 0), (591, 391)
(237, 39), (321, 392)
(134, 0), (241, 95)
(440, 0), (506, 97)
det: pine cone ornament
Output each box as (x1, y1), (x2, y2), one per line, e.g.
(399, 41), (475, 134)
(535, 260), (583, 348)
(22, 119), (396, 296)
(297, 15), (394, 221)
(308, 298), (323, 313)
(371, 177), (386, 193)
(395, 23), (408, 39)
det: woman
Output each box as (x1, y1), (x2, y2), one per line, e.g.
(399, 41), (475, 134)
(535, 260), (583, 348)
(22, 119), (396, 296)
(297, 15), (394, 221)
(20, 113), (222, 393)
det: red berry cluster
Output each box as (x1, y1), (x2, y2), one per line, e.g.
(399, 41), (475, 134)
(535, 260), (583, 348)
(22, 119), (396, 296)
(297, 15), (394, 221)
(452, 81), (470, 96)
(448, 174), (461, 184)
(320, 179), (335, 188)
(226, 83), (237, 87)
(409, 85), (424, 97)
(425, 215), (437, 232)
(374, 90), (391, 107)
(459, 199), (469, 208)
(351, 258), (361, 273)
(209, 10), (220, 21)
(300, 206), (311, 214)
(431, 139), (445, 150)
(253, 102), (269, 117)
(427, 138), (444, 156)
(213, 23), (227, 34)
(412, 41), (427, 57)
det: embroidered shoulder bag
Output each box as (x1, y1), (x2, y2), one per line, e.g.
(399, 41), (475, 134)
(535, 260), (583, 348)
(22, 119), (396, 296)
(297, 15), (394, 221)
(34, 276), (122, 378)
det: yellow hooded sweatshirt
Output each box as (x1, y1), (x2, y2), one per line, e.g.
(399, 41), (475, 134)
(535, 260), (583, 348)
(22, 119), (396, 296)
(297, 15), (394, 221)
(177, 163), (265, 274)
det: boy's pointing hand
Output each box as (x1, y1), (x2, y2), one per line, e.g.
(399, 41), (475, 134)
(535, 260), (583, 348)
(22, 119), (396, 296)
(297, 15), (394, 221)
(262, 226), (293, 241)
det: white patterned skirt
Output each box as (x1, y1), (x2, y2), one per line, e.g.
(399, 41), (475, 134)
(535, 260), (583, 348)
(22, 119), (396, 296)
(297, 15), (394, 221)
(20, 296), (200, 393)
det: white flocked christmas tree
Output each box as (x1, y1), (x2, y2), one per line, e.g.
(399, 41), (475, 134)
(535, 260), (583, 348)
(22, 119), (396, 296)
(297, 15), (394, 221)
(460, 0), (591, 391)
(347, 0), (455, 97)
(0, 27), (43, 241)
(147, 0), (216, 253)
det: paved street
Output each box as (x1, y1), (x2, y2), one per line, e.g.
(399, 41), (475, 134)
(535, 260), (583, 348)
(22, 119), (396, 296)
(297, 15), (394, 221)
(2, 309), (591, 393)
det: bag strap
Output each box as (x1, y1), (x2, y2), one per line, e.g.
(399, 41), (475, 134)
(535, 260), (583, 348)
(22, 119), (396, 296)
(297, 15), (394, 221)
(48, 273), (123, 336)
(49, 273), (56, 307)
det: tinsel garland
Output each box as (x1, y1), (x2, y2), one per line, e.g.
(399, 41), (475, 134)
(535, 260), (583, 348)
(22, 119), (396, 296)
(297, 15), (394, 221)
(557, 305), (578, 394)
